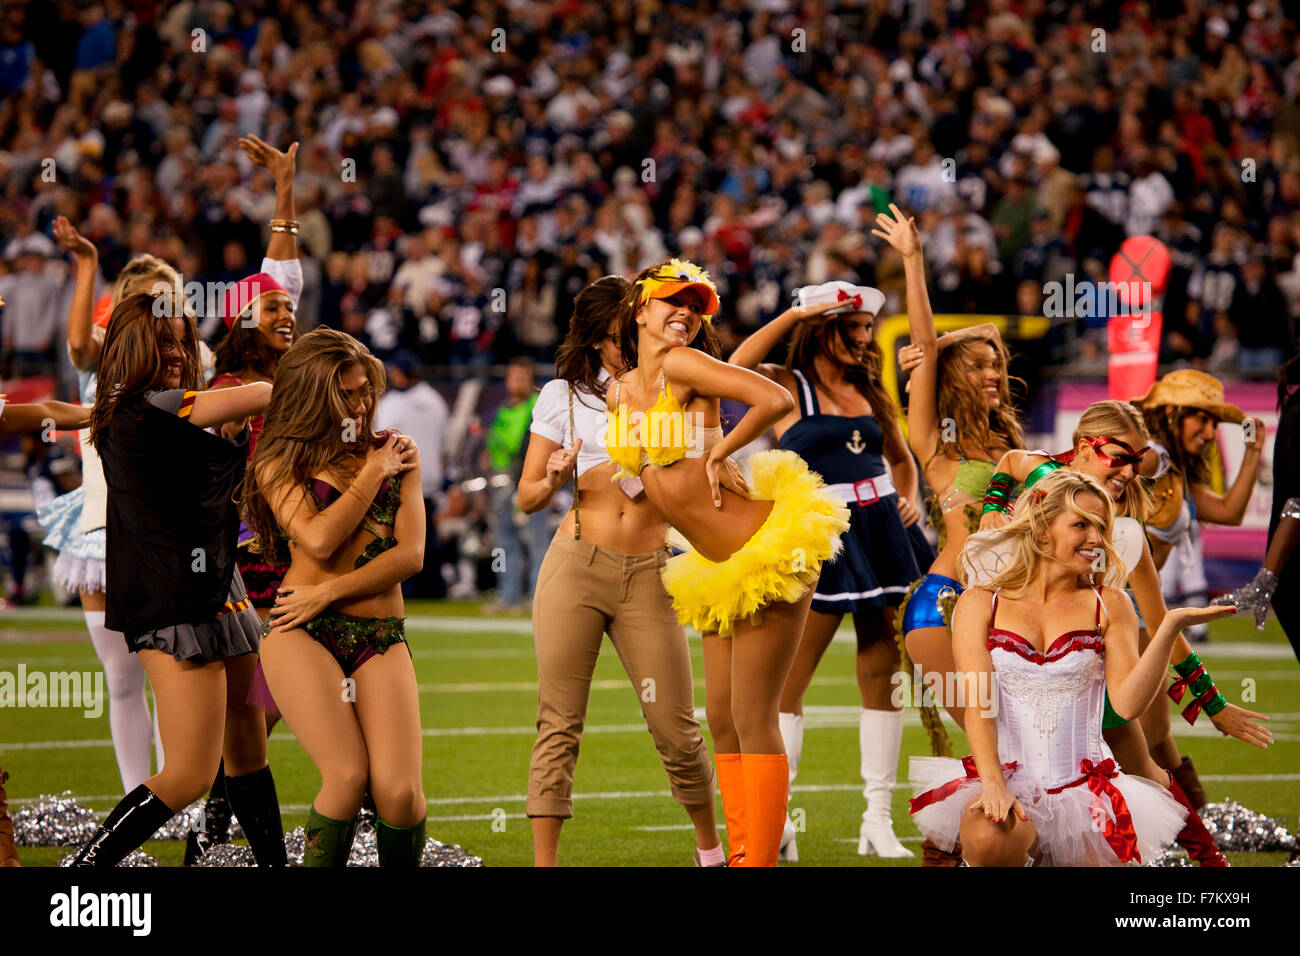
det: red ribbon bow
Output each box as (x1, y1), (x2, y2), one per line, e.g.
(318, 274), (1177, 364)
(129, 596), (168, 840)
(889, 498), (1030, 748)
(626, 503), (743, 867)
(1180, 687), (1219, 726)
(1078, 758), (1140, 863)
(836, 289), (863, 308)
(909, 755), (1018, 814)
(1167, 664), (1206, 704)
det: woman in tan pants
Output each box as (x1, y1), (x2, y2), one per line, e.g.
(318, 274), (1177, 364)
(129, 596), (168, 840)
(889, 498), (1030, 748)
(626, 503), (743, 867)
(520, 275), (744, 867)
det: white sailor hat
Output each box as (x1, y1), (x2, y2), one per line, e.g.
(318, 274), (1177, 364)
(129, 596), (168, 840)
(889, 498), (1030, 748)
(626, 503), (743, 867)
(792, 280), (886, 317)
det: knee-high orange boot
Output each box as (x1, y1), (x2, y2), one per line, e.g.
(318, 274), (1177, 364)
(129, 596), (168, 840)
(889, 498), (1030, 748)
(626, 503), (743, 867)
(740, 753), (788, 867)
(715, 753), (746, 866)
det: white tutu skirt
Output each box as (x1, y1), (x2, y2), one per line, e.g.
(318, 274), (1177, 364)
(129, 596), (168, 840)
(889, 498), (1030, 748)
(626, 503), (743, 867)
(909, 756), (1187, 866)
(36, 486), (107, 593)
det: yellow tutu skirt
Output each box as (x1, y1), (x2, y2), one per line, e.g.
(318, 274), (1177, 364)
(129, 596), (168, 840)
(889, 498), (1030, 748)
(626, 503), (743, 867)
(660, 449), (851, 637)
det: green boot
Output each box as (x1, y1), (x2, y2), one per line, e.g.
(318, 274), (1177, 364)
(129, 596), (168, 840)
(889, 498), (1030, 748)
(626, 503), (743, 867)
(303, 806), (359, 867)
(376, 817), (426, 868)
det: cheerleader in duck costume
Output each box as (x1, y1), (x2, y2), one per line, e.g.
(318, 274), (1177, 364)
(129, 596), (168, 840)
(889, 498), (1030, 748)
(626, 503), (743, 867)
(980, 400), (1270, 865)
(728, 280), (926, 859)
(605, 259), (850, 866)
(910, 470), (1235, 866)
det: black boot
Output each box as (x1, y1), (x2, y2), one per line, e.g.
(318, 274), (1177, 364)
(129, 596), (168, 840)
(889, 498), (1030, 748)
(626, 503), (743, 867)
(225, 765), (287, 867)
(70, 785), (175, 868)
(184, 760), (233, 866)
(376, 817), (426, 868)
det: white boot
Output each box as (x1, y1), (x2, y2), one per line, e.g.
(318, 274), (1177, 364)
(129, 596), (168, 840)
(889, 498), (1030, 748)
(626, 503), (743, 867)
(778, 712), (802, 861)
(858, 708), (913, 858)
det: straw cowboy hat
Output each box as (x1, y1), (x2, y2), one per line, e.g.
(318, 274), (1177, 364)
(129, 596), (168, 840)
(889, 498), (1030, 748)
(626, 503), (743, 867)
(1131, 369), (1244, 424)
(936, 322), (1003, 351)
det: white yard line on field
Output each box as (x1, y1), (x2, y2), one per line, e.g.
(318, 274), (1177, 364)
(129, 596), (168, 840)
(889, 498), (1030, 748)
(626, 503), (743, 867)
(13, 774), (1300, 809)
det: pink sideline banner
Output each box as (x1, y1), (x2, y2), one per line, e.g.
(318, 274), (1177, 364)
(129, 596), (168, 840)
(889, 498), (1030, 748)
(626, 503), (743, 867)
(1054, 382), (1274, 560)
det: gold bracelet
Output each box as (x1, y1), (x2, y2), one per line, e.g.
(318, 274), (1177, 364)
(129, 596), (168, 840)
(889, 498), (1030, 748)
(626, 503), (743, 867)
(269, 218), (300, 228)
(269, 223), (299, 235)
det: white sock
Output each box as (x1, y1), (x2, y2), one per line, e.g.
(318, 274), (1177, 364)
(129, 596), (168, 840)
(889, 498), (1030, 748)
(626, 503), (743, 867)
(85, 610), (153, 792)
(779, 712), (803, 789)
(696, 843), (726, 866)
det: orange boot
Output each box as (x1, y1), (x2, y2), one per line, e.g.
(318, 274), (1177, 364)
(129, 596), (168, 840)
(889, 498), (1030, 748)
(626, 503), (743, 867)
(715, 753), (747, 866)
(740, 754), (788, 868)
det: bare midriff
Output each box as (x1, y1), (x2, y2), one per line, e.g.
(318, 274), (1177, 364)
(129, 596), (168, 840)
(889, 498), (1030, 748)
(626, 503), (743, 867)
(643, 455), (774, 563)
(558, 460), (670, 554)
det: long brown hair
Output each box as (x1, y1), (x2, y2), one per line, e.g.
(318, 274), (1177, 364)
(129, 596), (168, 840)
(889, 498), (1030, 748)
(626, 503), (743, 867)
(786, 313), (898, 432)
(89, 291), (202, 448)
(1071, 400), (1154, 522)
(1141, 404), (1211, 485)
(554, 275), (631, 411)
(932, 336), (1025, 464)
(242, 328), (386, 563)
(616, 261), (723, 375)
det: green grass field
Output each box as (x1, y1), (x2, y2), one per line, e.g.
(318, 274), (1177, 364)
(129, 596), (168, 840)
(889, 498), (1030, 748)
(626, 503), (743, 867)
(2, 600), (1297, 866)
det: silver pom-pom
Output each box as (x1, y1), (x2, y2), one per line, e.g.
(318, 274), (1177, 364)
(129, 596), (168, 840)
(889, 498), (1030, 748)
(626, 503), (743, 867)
(190, 843), (257, 867)
(192, 824), (482, 866)
(1199, 800), (1298, 854)
(1142, 846), (1195, 867)
(14, 792), (100, 846)
(57, 848), (160, 867)
(149, 800), (244, 841)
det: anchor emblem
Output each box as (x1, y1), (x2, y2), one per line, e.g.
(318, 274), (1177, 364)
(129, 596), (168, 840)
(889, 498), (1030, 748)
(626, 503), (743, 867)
(846, 430), (865, 454)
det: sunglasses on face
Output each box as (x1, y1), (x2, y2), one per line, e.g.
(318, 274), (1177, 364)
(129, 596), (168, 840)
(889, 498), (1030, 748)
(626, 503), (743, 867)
(1084, 435), (1149, 469)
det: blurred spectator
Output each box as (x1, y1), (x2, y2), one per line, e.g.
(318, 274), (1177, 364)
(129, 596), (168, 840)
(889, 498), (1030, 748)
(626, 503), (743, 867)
(376, 351), (451, 598)
(482, 357), (548, 611)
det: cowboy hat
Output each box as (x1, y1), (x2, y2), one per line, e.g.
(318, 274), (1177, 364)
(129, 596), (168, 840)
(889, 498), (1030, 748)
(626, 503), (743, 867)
(1131, 369), (1244, 424)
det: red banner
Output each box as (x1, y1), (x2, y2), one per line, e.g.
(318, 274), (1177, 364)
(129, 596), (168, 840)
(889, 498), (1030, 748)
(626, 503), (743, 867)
(1107, 236), (1169, 402)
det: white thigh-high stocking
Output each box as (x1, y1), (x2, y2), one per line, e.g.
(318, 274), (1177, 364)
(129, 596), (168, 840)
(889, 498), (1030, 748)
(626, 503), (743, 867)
(84, 610), (153, 793)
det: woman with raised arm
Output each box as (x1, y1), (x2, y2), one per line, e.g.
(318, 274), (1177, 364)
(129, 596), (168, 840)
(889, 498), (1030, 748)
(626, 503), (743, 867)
(874, 210), (1025, 704)
(242, 328), (427, 867)
(910, 469), (1234, 866)
(520, 275), (729, 867)
(727, 280), (927, 859)
(187, 133), (304, 863)
(604, 259), (850, 867)
(69, 290), (286, 867)
(980, 399), (1269, 865)
(37, 216), (198, 801)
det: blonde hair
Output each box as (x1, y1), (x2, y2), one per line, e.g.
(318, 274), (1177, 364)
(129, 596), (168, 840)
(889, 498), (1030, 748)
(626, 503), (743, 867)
(111, 254), (181, 306)
(962, 469), (1126, 594)
(1072, 400), (1154, 522)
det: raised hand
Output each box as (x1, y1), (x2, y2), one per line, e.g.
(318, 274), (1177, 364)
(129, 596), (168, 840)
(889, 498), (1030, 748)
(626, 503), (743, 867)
(871, 203), (923, 258)
(238, 133), (299, 183)
(52, 216), (96, 260)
